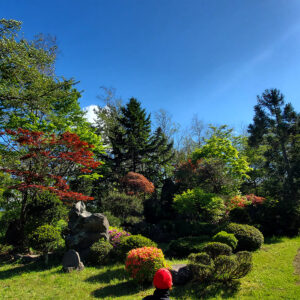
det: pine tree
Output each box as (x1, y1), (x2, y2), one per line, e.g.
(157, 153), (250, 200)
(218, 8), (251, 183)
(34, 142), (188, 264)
(118, 98), (152, 173)
(94, 98), (174, 191)
(248, 89), (300, 234)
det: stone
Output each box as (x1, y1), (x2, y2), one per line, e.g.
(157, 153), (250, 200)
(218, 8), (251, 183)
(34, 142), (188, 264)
(171, 264), (193, 285)
(62, 249), (84, 272)
(65, 201), (109, 260)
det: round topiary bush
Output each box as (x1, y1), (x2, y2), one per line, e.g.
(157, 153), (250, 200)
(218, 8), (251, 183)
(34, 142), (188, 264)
(202, 242), (232, 259)
(212, 231), (238, 250)
(115, 234), (157, 260)
(88, 239), (113, 265)
(125, 247), (167, 283)
(225, 223), (264, 251)
(166, 236), (210, 258)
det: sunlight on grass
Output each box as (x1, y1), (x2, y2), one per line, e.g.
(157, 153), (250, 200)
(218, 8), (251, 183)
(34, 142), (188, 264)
(1, 237), (300, 299)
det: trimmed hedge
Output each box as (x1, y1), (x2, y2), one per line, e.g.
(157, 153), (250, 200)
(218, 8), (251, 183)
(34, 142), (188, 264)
(225, 223), (264, 251)
(212, 231), (238, 250)
(202, 242), (232, 259)
(114, 234), (157, 260)
(88, 239), (113, 265)
(166, 236), (210, 258)
(188, 250), (252, 283)
(188, 252), (214, 282)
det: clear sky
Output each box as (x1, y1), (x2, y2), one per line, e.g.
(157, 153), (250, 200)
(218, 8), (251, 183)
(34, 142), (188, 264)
(1, 0), (300, 130)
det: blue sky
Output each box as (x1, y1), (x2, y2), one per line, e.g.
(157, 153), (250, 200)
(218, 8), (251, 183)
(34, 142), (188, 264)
(1, 0), (300, 131)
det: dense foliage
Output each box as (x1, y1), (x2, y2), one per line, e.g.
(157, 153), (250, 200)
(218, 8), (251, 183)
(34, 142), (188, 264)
(212, 231), (238, 250)
(166, 236), (210, 258)
(88, 239), (113, 265)
(114, 234), (157, 260)
(125, 247), (167, 283)
(173, 188), (225, 224)
(225, 223), (264, 251)
(29, 224), (63, 255)
(188, 250), (252, 284)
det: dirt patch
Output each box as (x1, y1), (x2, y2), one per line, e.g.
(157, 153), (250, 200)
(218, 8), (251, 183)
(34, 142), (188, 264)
(293, 248), (300, 285)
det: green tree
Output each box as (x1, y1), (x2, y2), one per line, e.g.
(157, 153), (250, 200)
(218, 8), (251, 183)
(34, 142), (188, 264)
(248, 89), (300, 234)
(0, 18), (103, 153)
(94, 97), (174, 190)
(191, 125), (251, 194)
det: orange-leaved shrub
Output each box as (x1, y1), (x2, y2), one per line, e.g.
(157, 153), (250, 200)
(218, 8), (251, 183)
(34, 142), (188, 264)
(121, 172), (154, 195)
(125, 247), (167, 283)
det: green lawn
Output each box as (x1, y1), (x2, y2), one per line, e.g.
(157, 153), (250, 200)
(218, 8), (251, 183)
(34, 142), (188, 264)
(1, 236), (300, 299)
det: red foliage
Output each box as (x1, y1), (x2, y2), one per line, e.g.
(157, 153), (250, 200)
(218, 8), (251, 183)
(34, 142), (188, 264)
(121, 172), (154, 195)
(0, 128), (101, 204)
(174, 159), (202, 184)
(245, 194), (265, 206)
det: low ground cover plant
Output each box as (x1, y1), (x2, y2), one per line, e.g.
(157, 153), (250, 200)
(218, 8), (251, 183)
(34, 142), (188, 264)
(125, 246), (167, 283)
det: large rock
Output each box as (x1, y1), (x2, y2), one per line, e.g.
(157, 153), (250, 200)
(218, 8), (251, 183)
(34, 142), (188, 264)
(62, 249), (84, 272)
(65, 201), (109, 260)
(171, 264), (193, 285)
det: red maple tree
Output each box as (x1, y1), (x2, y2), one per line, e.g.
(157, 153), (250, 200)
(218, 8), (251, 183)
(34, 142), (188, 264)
(121, 172), (154, 195)
(0, 128), (102, 234)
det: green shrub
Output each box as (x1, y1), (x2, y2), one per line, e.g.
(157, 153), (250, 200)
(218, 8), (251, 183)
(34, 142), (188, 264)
(25, 191), (68, 235)
(202, 242), (232, 259)
(214, 251), (252, 282)
(0, 243), (14, 256)
(188, 251), (252, 283)
(188, 252), (212, 265)
(114, 234), (157, 260)
(125, 247), (167, 283)
(173, 188), (226, 224)
(88, 239), (113, 265)
(212, 231), (238, 250)
(225, 223), (264, 251)
(29, 224), (64, 263)
(166, 236), (209, 258)
(29, 225), (63, 254)
(213, 255), (237, 282)
(101, 192), (143, 225)
(188, 252), (214, 282)
(103, 211), (121, 227)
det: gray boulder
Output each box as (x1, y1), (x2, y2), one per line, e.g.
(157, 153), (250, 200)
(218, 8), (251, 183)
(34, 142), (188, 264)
(62, 249), (84, 272)
(171, 264), (193, 285)
(65, 201), (109, 260)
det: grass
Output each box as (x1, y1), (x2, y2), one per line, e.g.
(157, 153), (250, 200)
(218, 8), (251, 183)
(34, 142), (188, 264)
(0, 236), (300, 299)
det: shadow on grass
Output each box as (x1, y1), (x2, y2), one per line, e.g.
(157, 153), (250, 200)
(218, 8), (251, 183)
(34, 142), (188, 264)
(0, 257), (61, 280)
(85, 266), (128, 284)
(171, 280), (240, 299)
(92, 280), (142, 298)
(264, 236), (284, 245)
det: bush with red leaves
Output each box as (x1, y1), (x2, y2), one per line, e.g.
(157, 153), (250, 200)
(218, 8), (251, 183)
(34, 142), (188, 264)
(0, 128), (101, 204)
(121, 172), (154, 195)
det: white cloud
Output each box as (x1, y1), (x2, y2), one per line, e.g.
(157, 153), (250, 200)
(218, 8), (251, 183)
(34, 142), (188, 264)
(83, 105), (99, 124)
